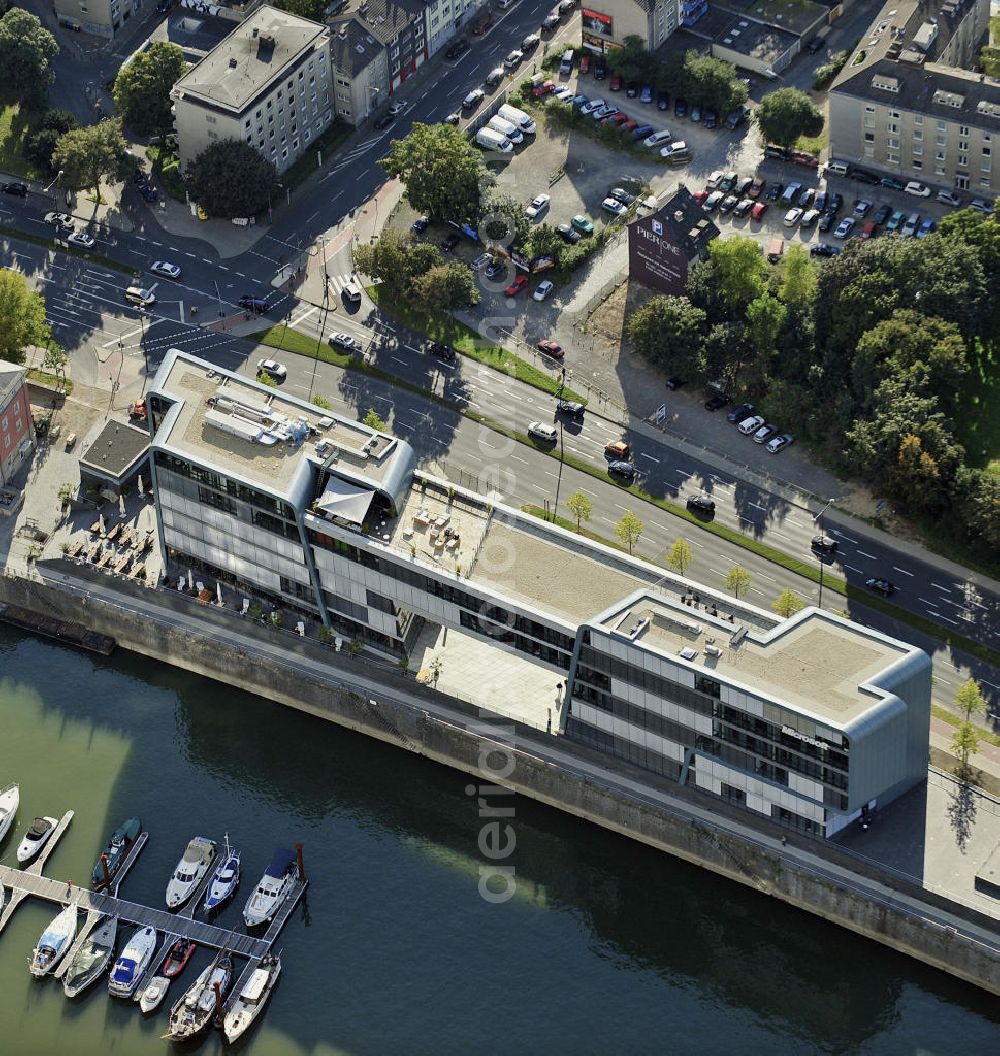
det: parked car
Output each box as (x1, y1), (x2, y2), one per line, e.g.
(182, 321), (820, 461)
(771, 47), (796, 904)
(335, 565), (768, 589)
(557, 223), (582, 243)
(533, 279), (554, 301)
(860, 220), (877, 240)
(674, 98), (687, 117)
(703, 190), (724, 210)
(411, 215), (429, 234)
(834, 217), (855, 238)
(581, 98), (606, 115)
(818, 212), (835, 233)
(880, 175), (905, 190)
(594, 55), (606, 78)
(703, 108), (718, 128)
(704, 393), (730, 411)
(750, 201), (768, 222)
(904, 180), (931, 197)
(747, 177), (766, 199)
(570, 214), (594, 234)
(901, 212), (920, 237)
(642, 129), (672, 148)
(936, 189), (962, 207)
(45, 211), (74, 229)
(886, 209), (906, 233)
(537, 339), (564, 358)
(765, 182), (783, 201)
(790, 150), (820, 169)
(1, 181), (28, 198)
(733, 198), (754, 218)
(687, 495), (716, 516)
(525, 193), (550, 218)
(737, 414), (765, 435)
(485, 258), (506, 280)
(780, 182), (801, 203)
(429, 342), (457, 362)
(640, 85), (653, 104)
(720, 172), (738, 193)
(810, 243), (840, 257)
(576, 52), (589, 71)
(798, 187), (815, 208)
(441, 234), (460, 252)
(528, 421), (558, 443)
(727, 402), (753, 423)
(626, 82), (638, 98)
(690, 103), (702, 122)
(503, 49), (523, 69)
(752, 422), (779, 444)
(665, 377), (685, 390)
(853, 199), (872, 217)
(462, 88), (485, 109)
(239, 295), (269, 314)
(609, 74), (623, 91)
(609, 187), (637, 205)
(970, 198), (994, 213)
(657, 90), (670, 110)
(765, 433), (794, 453)
(445, 38), (470, 59)
(631, 123), (655, 139)
(256, 358), (287, 382)
(504, 276), (529, 296)
(471, 252), (493, 273)
(799, 208), (820, 228)
(723, 106), (747, 130)
(660, 140), (689, 160)
(865, 577), (896, 596)
(872, 203), (892, 224)
(917, 216), (936, 239)
(783, 207), (803, 227)
(806, 35), (825, 53)
(67, 231), (95, 247)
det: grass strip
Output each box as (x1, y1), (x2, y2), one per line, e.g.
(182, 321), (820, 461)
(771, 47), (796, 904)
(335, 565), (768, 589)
(367, 286), (586, 402)
(27, 369), (73, 395)
(931, 705), (1000, 749)
(251, 325), (1000, 667)
(0, 224), (134, 274)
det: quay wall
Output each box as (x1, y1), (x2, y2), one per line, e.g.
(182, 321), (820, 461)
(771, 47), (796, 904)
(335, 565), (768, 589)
(4, 567), (1000, 996)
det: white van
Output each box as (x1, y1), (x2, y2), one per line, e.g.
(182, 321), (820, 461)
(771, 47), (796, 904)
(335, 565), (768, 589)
(488, 115), (523, 144)
(559, 49), (574, 76)
(498, 103), (536, 135)
(826, 159), (850, 177)
(475, 126), (514, 153)
(125, 286), (156, 307)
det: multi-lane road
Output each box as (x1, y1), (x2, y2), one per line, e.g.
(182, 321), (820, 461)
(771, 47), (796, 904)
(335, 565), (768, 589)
(0, 0), (997, 697)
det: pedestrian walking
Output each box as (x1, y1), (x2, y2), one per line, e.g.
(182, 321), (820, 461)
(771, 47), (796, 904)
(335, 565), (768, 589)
(66, 880), (73, 897)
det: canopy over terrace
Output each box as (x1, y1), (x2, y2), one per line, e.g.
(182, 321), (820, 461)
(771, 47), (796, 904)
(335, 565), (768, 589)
(314, 475), (375, 528)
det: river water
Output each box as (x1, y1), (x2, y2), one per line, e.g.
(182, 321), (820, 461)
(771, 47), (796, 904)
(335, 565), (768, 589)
(1, 625), (999, 1056)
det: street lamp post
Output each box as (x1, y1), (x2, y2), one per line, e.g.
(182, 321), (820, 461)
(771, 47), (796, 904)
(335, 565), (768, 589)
(310, 280), (330, 402)
(813, 499), (834, 609)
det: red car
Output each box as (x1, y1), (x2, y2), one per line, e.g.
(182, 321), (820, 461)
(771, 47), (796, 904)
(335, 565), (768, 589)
(692, 189), (709, 205)
(750, 201), (768, 221)
(537, 339), (564, 359)
(533, 79), (556, 97)
(504, 276), (529, 296)
(620, 118), (638, 133)
(609, 73), (623, 91)
(603, 113), (628, 126)
(860, 219), (877, 239)
(579, 54), (590, 75)
(790, 149), (820, 169)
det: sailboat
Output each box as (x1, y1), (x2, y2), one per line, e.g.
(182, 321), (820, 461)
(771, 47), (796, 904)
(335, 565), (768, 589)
(203, 833), (240, 913)
(165, 949), (233, 1039)
(29, 904), (79, 977)
(63, 915), (118, 997)
(222, 951), (282, 1042)
(0, 783), (18, 843)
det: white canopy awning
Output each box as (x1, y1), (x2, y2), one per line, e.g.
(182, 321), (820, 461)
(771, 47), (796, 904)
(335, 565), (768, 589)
(315, 476), (375, 526)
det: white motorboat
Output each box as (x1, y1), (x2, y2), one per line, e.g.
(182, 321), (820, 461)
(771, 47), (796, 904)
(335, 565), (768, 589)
(165, 836), (216, 909)
(166, 949), (233, 1039)
(222, 952), (281, 1042)
(29, 904), (78, 977)
(203, 833), (240, 913)
(108, 925), (158, 998)
(17, 815), (57, 864)
(243, 848), (297, 927)
(139, 975), (170, 1013)
(0, 783), (18, 844)
(63, 915), (118, 997)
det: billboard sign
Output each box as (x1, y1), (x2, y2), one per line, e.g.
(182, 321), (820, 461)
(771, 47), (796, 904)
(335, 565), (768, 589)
(628, 214), (689, 296)
(582, 8), (613, 36)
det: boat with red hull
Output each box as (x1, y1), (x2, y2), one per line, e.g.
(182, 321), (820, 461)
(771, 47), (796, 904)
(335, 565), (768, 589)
(162, 939), (196, 978)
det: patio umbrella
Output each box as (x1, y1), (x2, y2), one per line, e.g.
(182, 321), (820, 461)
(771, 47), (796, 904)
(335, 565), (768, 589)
(99, 513), (106, 535)
(216, 582), (222, 605)
(178, 576), (184, 591)
(187, 569), (193, 590)
(137, 474), (144, 496)
(118, 494), (126, 518)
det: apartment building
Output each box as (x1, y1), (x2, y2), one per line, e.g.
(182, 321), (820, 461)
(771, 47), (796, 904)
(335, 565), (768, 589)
(424, 0), (478, 56)
(330, 17), (390, 125)
(145, 349), (932, 841)
(829, 0), (999, 193)
(581, 0), (682, 54)
(0, 360), (33, 486)
(170, 5), (333, 176)
(53, 0), (142, 41)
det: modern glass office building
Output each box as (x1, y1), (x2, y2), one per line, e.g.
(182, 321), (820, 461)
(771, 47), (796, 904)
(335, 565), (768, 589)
(145, 351), (932, 837)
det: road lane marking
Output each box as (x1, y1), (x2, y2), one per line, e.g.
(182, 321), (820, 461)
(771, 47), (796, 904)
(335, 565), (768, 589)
(639, 453), (659, 463)
(769, 531), (790, 541)
(932, 582), (951, 592)
(857, 550), (876, 559)
(749, 502), (767, 511)
(891, 566), (914, 577)
(844, 565), (863, 574)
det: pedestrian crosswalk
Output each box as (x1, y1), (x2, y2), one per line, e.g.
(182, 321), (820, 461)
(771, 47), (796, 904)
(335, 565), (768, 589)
(325, 272), (358, 297)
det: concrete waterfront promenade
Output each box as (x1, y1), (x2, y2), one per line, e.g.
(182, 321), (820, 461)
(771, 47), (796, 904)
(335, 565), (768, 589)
(3, 564), (1000, 997)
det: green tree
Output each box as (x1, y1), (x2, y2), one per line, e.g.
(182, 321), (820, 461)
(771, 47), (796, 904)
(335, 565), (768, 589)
(380, 123), (487, 226)
(42, 344), (68, 384)
(615, 511), (643, 554)
(23, 109), (77, 176)
(772, 587), (805, 618)
(256, 370), (277, 388)
(566, 489), (592, 531)
(965, 468), (1000, 549)
(682, 50), (747, 114)
(607, 35), (654, 84)
(777, 244), (817, 308)
(273, 0), (327, 20)
(363, 408), (386, 431)
(52, 118), (132, 196)
(955, 678), (987, 722)
(0, 8), (58, 108)
(404, 240), (444, 280)
(754, 87), (824, 147)
(625, 295), (706, 378)
(409, 262), (479, 309)
(706, 236), (768, 315)
(0, 268), (51, 365)
(185, 139), (279, 219)
(665, 538), (693, 576)
(481, 190), (530, 248)
(354, 232), (412, 297)
(951, 720), (980, 779)
(744, 294), (787, 388)
(725, 565), (752, 598)
(112, 41), (187, 137)
(524, 222), (564, 263)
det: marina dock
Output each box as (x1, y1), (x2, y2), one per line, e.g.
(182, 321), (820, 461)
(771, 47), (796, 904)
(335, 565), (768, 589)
(0, 812), (307, 1023)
